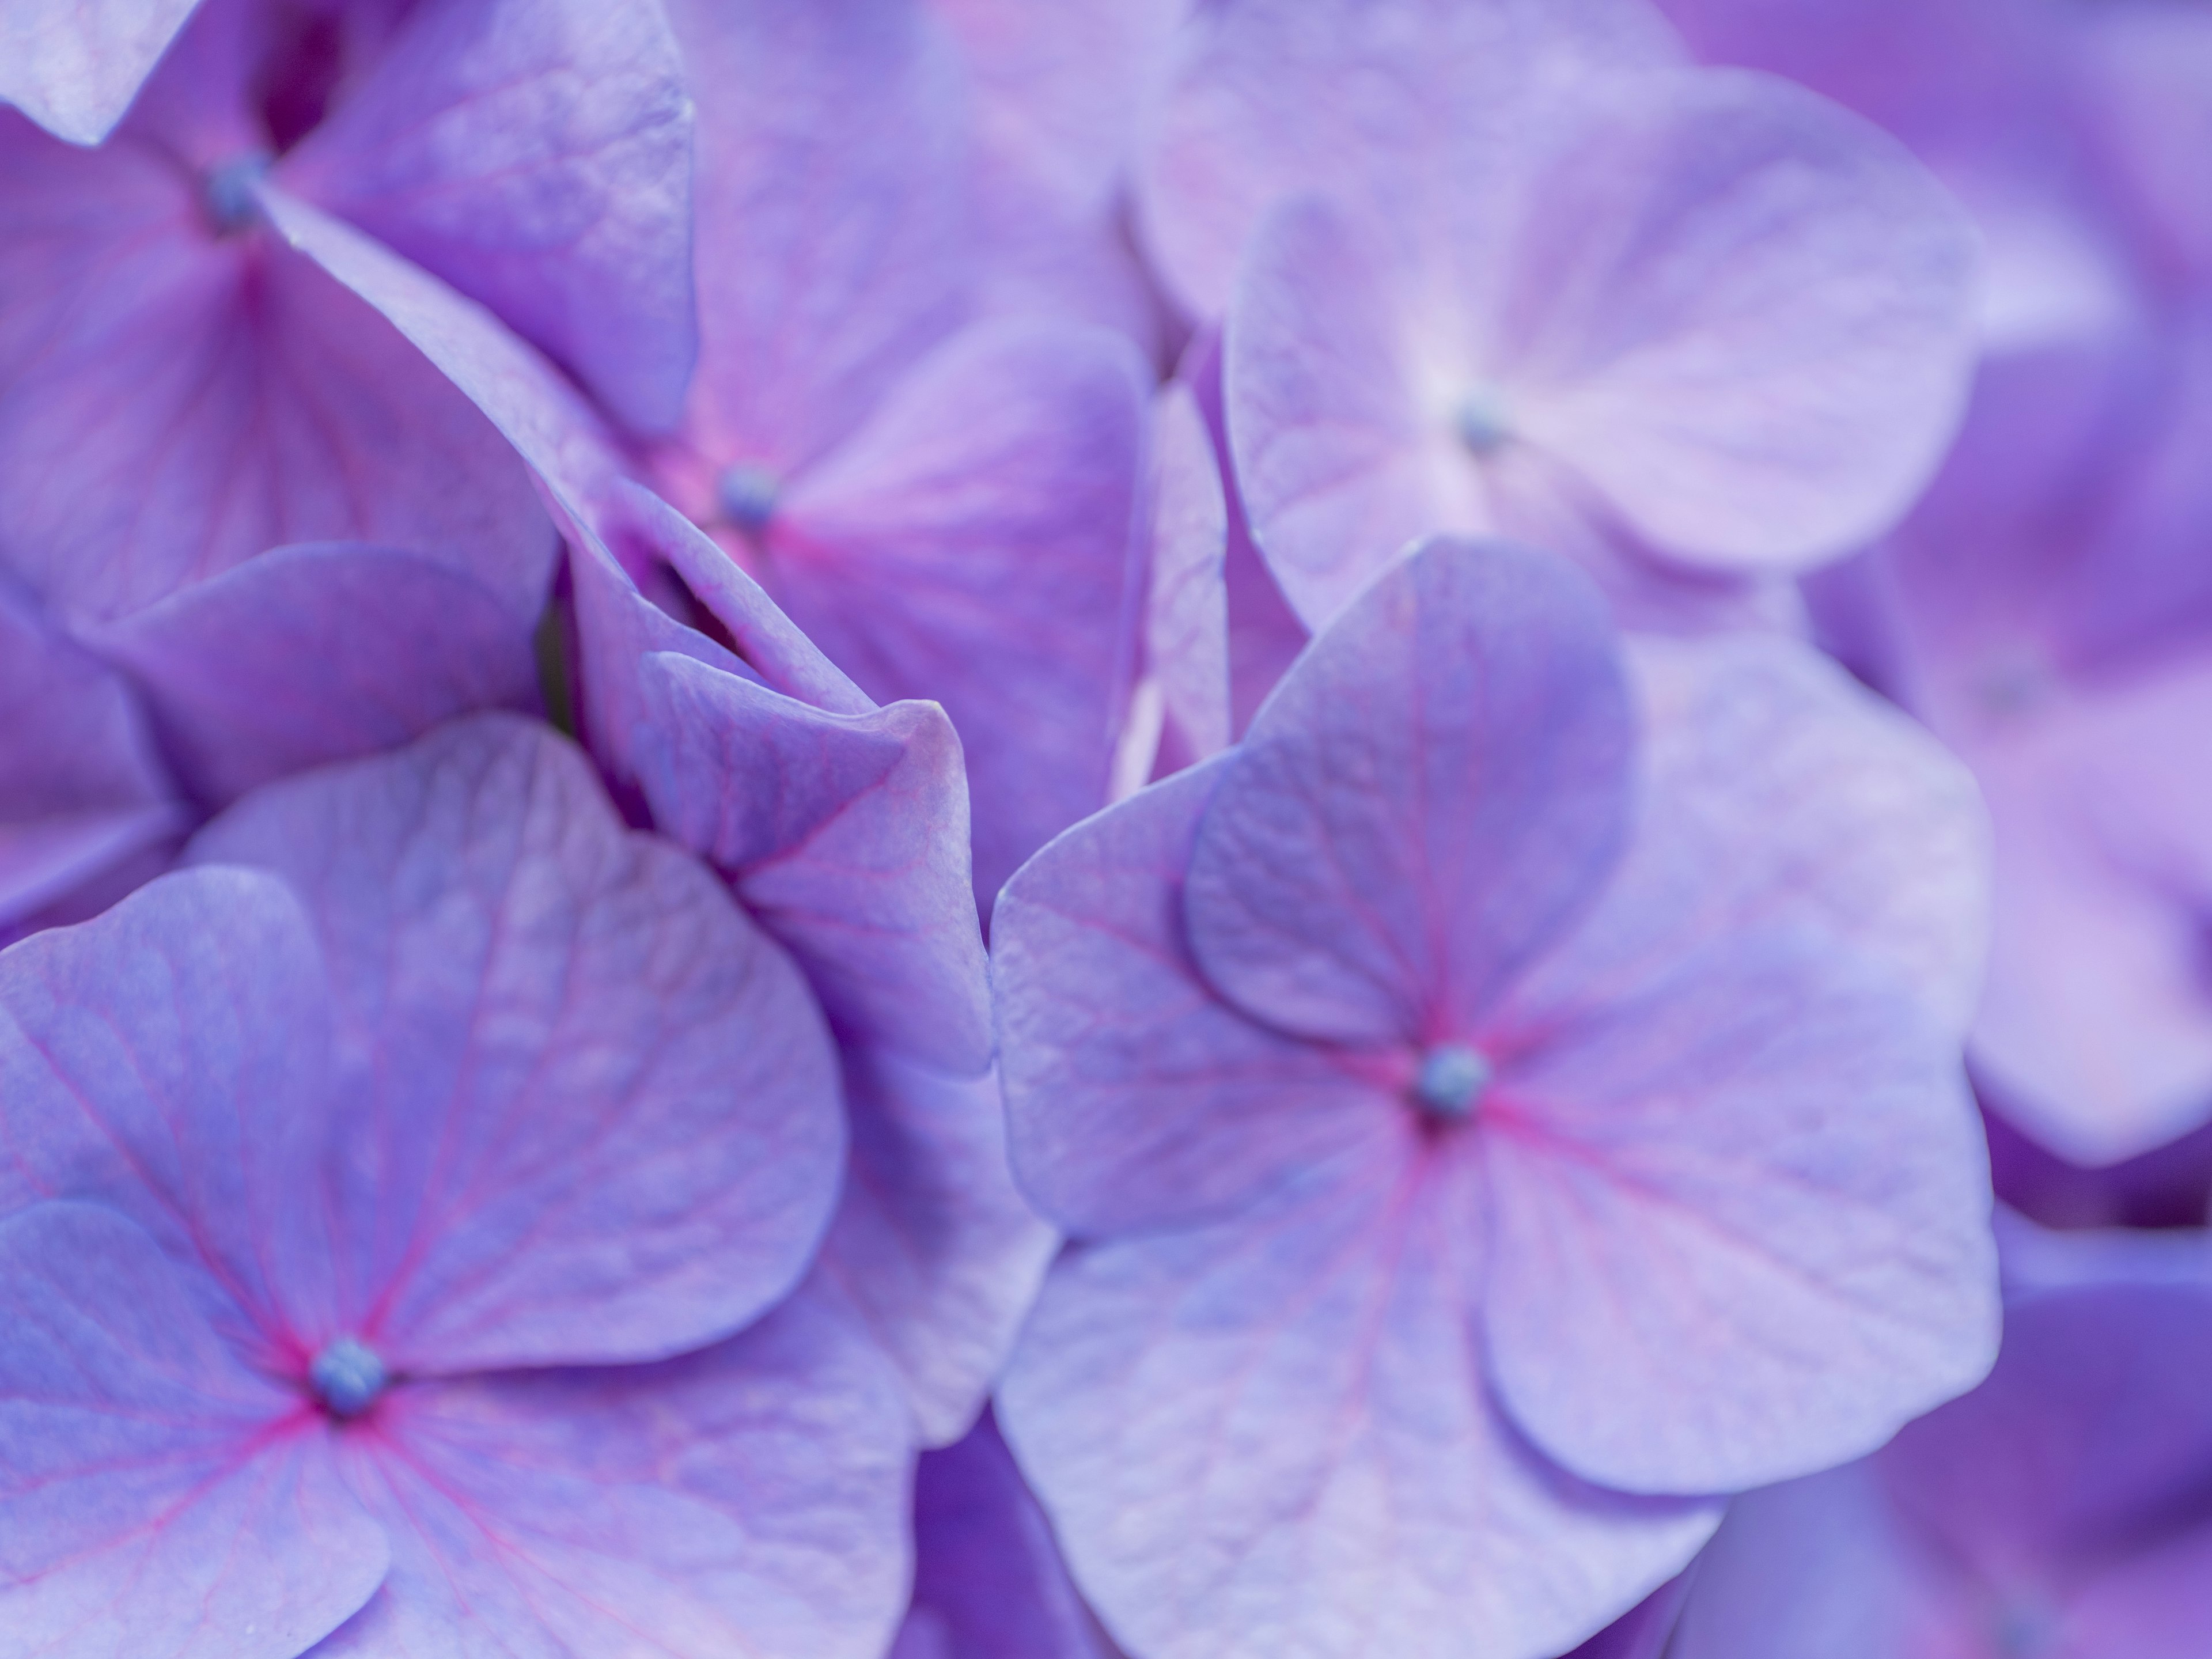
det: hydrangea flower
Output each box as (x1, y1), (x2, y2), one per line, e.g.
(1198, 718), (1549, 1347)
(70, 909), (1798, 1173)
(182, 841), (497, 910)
(0, 0), (202, 145)
(892, 1411), (1115, 1659)
(1671, 1243), (2212, 1658)
(991, 536), (1998, 1659)
(0, 714), (909, 1657)
(1140, 0), (1978, 632)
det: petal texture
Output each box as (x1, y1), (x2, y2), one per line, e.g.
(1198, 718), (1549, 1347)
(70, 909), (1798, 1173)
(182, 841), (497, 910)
(185, 715), (845, 1373)
(0, 0), (202, 145)
(0, 1203), (387, 1659)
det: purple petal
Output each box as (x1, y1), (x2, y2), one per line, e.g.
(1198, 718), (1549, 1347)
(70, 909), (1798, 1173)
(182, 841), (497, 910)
(87, 541), (539, 806)
(281, 0), (697, 434)
(1623, 633), (1991, 1033)
(0, 0), (202, 145)
(0, 1202), (387, 1658)
(0, 586), (181, 930)
(1224, 196), (1475, 631)
(898, 1410), (1111, 1659)
(771, 319), (1149, 904)
(1145, 381), (1232, 763)
(185, 715), (846, 1373)
(0, 868), (339, 1361)
(311, 1281), (910, 1659)
(998, 1167), (1721, 1659)
(1492, 69), (1978, 572)
(669, 0), (972, 476)
(1183, 537), (1633, 1048)
(994, 759), (1391, 1236)
(570, 512), (1040, 1444)
(253, 180), (625, 532)
(1480, 935), (1997, 1494)
(1137, 0), (1681, 319)
(813, 1052), (1054, 1447)
(0, 123), (553, 626)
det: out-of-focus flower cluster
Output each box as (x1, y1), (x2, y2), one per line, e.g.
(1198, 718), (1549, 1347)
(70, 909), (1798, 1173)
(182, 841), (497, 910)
(1, 1), (2208, 1656)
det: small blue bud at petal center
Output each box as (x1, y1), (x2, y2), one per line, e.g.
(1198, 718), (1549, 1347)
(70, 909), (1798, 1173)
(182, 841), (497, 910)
(1452, 385), (1514, 456)
(203, 154), (272, 237)
(717, 462), (781, 535)
(310, 1336), (388, 1419)
(1414, 1043), (1491, 1120)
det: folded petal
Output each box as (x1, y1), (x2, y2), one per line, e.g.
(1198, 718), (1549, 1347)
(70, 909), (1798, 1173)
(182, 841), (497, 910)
(1183, 537), (1633, 1048)
(1137, 0), (1681, 317)
(1499, 69), (1978, 571)
(994, 759), (1390, 1236)
(185, 715), (845, 1373)
(998, 1166), (1721, 1659)
(813, 1051), (1054, 1446)
(0, 0), (202, 145)
(253, 181), (625, 533)
(88, 542), (540, 806)
(0, 869), (339, 1359)
(569, 512), (1031, 1443)
(313, 1282), (910, 1659)
(282, 0), (696, 434)
(0, 1202), (387, 1659)
(772, 319), (1149, 903)
(0, 586), (182, 929)
(0, 126), (552, 626)
(1480, 927), (1998, 1494)
(669, 0), (973, 475)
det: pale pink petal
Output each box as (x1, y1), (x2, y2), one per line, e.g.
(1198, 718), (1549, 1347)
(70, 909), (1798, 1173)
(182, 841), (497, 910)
(184, 715), (845, 1373)
(771, 319), (1149, 904)
(0, 0), (202, 145)
(993, 759), (1391, 1236)
(1183, 537), (1633, 1047)
(668, 0), (972, 476)
(998, 1164), (1721, 1659)
(312, 1282), (910, 1659)
(0, 1203), (388, 1659)
(282, 0), (697, 434)
(88, 541), (539, 806)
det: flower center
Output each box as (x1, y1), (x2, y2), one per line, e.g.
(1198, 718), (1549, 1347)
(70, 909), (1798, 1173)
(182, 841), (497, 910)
(717, 462), (781, 536)
(1452, 385), (1514, 456)
(1413, 1042), (1491, 1120)
(203, 153), (273, 237)
(309, 1335), (388, 1419)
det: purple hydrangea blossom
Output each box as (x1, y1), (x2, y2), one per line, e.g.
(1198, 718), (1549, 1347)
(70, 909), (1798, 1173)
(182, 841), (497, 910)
(0, 714), (910, 1657)
(1671, 1233), (2212, 1659)
(991, 536), (1998, 1659)
(1139, 0), (1978, 635)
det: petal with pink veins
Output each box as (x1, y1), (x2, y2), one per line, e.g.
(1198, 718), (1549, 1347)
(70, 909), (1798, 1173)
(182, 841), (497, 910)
(994, 759), (1393, 1237)
(1183, 537), (1633, 1048)
(771, 319), (1150, 906)
(998, 1158), (1721, 1659)
(0, 122), (552, 626)
(280, 0), (697, 435)
(184, 715), (845, 1374)
(310, 1282), (909, 1659)
(0, 1202), (387, 1659)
